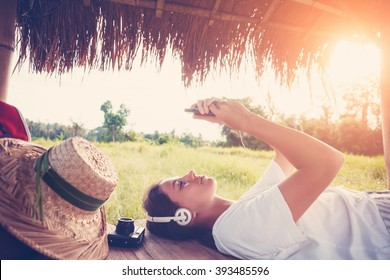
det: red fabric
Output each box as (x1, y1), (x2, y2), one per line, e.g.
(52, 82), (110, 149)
(0, 101), (30, 141)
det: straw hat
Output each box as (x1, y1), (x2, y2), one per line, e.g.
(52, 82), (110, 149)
(0, 137), (118, 260)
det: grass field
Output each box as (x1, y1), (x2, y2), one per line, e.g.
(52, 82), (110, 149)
(34, 139), (387, 224)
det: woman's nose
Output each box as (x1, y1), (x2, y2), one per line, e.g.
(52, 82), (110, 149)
(186, 170), (196, 181)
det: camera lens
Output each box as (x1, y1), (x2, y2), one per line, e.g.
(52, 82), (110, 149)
(115, 217), (135, 236)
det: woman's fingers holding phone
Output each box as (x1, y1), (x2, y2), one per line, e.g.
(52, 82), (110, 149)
(194, 98), (223, 115)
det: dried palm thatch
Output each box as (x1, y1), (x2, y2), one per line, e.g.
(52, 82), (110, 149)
(14, 0), (386, 87)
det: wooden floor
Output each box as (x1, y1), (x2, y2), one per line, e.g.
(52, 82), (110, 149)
(107, 219), (236, 260)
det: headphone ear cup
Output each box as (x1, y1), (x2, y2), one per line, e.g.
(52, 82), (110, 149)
(175, 208), (192, 226)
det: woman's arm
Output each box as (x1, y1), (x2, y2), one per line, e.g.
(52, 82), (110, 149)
(274, 149), (295, 177)
(193, 98), (344, 222)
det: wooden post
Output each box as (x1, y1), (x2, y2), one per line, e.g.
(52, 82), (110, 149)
(0, 0), (17, 102)
(380, 26), (390, 189)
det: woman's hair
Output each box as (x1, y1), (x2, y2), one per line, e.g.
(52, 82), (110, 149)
(143, 182), (216, 249)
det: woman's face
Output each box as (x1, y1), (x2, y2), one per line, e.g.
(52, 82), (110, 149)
(159, 170), (217, 213)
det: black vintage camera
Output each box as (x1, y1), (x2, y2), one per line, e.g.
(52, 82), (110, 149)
(108, 218), (145, 248)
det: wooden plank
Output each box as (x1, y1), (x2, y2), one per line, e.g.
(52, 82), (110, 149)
(267, 21), (331, 38)
(292, 0), (346, 17)
(107, 0), (335, 38)
(107, 219), (236, 260)
(108, 0), (259, 24)
(302, 13), (327, 42)
(261, 0), (282, 23)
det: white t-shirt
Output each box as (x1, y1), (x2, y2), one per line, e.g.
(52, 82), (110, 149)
(212, 160), (390, 259)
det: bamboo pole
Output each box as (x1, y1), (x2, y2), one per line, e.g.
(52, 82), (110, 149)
(107, 0), (335, 38)
(208, 0), (221, 26)
(155, 0), (165, 18)
(261, 0), (282, 23)
(380, 20), (390, 189)
(109, 0), (260, 23)
(292, 0), (346, 17)
(0, 0), (17, 102)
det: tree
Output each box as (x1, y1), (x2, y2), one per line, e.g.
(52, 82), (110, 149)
(220, 97), (270, 150)
(179, 133), (205, 147)
(100, 101), (130, 142)
(71, 120), (86, 137)
(341, 76), (380, 128)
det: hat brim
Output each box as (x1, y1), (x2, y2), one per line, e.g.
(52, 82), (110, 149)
(0, 138), (109, 260)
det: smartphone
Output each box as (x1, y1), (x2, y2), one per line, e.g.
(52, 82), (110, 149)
(184, 108), (215, 116)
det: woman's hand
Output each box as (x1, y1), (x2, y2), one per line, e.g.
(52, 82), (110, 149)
(190, 98), (254, 131)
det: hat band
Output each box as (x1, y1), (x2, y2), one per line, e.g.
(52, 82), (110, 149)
(34, 149), (108, 213)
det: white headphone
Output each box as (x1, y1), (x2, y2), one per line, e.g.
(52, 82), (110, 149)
(146, 208), (192, 226)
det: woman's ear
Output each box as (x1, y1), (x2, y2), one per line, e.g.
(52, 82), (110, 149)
(186, 211), (197, 226)
(174, 208), (193, 226)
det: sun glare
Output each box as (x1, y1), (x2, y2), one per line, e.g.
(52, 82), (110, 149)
(327, 39), (380, 86)
(8, 38), (382, 142)
(276, 39), (382, 119)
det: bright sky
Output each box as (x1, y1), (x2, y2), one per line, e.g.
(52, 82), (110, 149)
(7, 39), (380, 141)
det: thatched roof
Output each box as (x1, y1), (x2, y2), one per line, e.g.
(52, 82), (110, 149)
(14, 0), (386, 87)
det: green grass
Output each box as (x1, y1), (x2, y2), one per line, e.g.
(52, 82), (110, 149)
(34, 139), (387, 224)
(332, 154), (386, 191)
